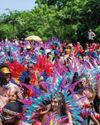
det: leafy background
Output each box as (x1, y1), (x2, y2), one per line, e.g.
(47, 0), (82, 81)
(0, 0), (100, 44)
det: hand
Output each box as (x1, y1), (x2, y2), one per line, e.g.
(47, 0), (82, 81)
(46, 104), (51, 111)
(39, 104), (51, 115)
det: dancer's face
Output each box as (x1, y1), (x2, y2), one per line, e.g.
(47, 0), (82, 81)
(51, 98), (60, 112)
(81, 77), (88, 88)
(27, 64), (34, 74)
(81, 77), (86, 84)
(1, 112), (17, 125)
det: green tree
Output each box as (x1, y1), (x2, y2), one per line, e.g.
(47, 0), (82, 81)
(0, 24), (14, 38)
(0, 0), (100, 42)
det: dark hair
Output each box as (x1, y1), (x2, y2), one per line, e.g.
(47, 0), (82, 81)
(40, 47), (44, 51)
(60, 95), (66, 116)
(47, 52), (51, 58)
(74, 82), (84, 92)
(0, 63), (9, 69)
(72, 72), (79, 84)
(0, 72), (7, 86)
(27, 62), (33, 69)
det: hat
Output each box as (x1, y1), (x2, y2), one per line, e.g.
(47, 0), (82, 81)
(68, 43), (73, 47)
(0, 67), (11, 74)
(3, 101), (23, 115)
(26, 45), (31, 49)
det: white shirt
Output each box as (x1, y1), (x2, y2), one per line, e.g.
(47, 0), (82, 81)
(88, 31), (96, 40)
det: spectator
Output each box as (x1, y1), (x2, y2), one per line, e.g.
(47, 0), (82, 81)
(88, 29), (96, 43)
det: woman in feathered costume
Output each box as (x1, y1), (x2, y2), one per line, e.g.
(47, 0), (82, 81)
(41, 91), (73, 125)
(73, 77), (100, 125)
(22, 67), (83, 125)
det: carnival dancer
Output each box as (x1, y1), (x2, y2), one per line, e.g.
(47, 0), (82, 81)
(42, 92), (73, 125)
(0, 63), (23, 101)
(73, 79), (100, 125)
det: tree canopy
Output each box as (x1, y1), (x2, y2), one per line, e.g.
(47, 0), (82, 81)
(0, 0), (100, 43)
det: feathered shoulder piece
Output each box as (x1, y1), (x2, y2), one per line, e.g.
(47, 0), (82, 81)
(34, 55), (54, 75)
(25, 91), (82, 124)
(8, 61), (26, 79)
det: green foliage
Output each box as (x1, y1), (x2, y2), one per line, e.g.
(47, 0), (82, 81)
(0, 0), (100, 42)
(0, 24), (17, 38)
(95, 26), (100, 41)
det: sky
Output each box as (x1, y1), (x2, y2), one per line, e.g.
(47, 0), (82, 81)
(0, 0), (36, 15)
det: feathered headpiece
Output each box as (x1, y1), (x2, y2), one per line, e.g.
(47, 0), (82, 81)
(8, 61), (26, 79)
(24, 70), (83, 124)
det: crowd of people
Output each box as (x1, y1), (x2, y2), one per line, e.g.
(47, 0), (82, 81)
(0, 37), (100, 125)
